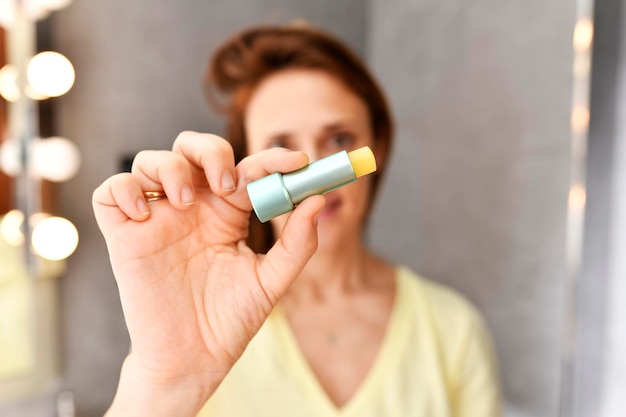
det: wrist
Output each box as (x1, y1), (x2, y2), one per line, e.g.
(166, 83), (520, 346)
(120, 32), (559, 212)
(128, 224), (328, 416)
(105, 355), (223, 417)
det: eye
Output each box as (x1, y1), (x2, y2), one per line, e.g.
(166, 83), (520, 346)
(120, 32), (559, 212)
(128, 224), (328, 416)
(266, 138), (290, 150)
(327, 132), (354, 150)
(267, 141), (286, 149)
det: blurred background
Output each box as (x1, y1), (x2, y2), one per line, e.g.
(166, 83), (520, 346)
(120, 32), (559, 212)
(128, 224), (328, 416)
(0, 0), (623, 416)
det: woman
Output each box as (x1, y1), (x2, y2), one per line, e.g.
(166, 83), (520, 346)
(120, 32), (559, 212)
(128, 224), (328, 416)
(93, 25), (501, 417)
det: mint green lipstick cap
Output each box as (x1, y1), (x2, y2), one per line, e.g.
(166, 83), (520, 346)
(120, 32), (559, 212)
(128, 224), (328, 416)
(246, 147), (376, 223)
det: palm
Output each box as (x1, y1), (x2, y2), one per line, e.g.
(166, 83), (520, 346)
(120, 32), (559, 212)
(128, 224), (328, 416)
(104, 190), (273, 381)
(93, 135), (323, 393)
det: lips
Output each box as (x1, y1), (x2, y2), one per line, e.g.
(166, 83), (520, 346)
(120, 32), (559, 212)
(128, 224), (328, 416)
(319, 193), (341, 219)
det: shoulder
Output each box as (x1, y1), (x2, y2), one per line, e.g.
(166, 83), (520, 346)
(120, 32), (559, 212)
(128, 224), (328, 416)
(396, 268), (502, 414)
(396, 266), (494, 366)
(397, 266), (484, 330)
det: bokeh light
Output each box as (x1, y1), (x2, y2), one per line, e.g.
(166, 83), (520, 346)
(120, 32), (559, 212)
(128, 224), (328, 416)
(0, 209), (25, 246)
(0, 139), (22, 176)
(31, 216), (79, 260)
(31, 137), (81, 181)
(27, 51), (75, 98)
(573, 19), (594, 52)
(0, 64), (20, 102)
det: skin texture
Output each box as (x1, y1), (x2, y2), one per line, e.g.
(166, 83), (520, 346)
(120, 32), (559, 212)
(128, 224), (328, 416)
(96, 69), (394, 416)
(245, 69), (395, 407)
(94, 132), (325, 417)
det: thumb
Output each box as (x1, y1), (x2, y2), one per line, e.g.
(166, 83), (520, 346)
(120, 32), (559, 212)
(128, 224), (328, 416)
(257, 195), (325, 303)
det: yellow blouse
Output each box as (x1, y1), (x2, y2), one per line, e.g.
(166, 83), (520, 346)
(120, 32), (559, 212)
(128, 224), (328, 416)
(198, 267), (501, 417)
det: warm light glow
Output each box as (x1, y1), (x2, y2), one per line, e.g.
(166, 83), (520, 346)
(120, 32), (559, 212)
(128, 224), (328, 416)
(23, 0), (51, 20)
(25, 84), (50, 100)
(27, 51), (75, 98)
(0, 0), (16, 29)
(31, 137), (81, 181)
(31, 216), (78, 260)
(0, 64), (20, 102)
(0, 209), (25, 246)
(568, 184), (587, 212)
(571, 106), (590, 134)
(573, 19), (594, 52)
(0, 0), (74, 27)
(0, 139), (22, 176)
(573, 55), (591, 78)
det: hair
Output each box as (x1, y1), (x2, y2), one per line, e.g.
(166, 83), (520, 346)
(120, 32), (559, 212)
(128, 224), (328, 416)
(204, 24), (394, 253)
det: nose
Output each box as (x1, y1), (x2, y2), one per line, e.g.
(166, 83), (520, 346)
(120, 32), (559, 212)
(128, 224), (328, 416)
(301, 144), (322, 163)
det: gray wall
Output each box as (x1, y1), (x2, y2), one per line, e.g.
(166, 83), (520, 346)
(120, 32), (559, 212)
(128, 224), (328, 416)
(37, 1), (366, 416)
(573, 0), (626, 415)
(1, 1), (577, 416)
(58, 0), (367, 416)
(366, 1), (574, 416)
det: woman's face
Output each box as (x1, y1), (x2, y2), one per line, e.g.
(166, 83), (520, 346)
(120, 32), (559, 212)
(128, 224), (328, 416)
(244, 69), (376, 251)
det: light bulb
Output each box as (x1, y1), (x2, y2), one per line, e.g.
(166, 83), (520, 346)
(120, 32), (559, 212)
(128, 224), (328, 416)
(27, 51), (75, 98)
(573, 19), (594, 52)
(0, 0), (16, 29)
(0, 209), (25, 246)
(31, 216), (78, 260)
(31, 137), (81, 181)
(0, 139), (22, 176)
(0, 64), (20, 102)
(571, 106), (590, 134)
(568, 184), (587, 212)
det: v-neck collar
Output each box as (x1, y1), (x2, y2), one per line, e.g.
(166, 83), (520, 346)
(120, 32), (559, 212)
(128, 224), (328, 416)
(269, 269), (411, 417)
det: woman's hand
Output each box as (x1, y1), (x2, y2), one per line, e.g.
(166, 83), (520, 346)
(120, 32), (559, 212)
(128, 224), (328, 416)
(92, 132), (325, 416)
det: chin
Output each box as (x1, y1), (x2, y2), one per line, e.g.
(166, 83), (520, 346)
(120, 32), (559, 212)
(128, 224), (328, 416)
(316, 213), (363, 252)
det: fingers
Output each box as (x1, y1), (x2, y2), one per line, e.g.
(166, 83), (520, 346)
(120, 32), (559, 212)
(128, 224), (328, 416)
(257, 195), (325, 303)
(92, 173), (152, 234)
(226, 148), (309, 209)
(94, 132), (229, 233)
(237, 147), (309, 182)
(93, 132), (311, 231)
(131, 150), (197, 209)
(172, 131), (237, 197)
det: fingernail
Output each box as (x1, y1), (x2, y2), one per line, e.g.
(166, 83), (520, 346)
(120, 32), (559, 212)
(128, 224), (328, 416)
(221, 171), (236, 192)
(313, 210), (322, 226)
(137, 198), (150, 216)
(181, 186), (196, 205)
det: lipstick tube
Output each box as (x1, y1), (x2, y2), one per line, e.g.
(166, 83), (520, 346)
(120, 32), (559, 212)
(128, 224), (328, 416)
(247, 146), (376, 223)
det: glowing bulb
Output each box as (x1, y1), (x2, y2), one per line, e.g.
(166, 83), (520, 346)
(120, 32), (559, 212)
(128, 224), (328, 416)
(0, 209), (25, 246)
(31, 216), (78, 260)
(568, 184), (587, 212)
(0, 139), (22, 176)
(573, 19), (594, 52)
(31, 137), (81, 181)
(0, 64), (20, 102)
(571, 106), (590, 134)
(27, 52), (75, 98)
(0, 0), (16, 29)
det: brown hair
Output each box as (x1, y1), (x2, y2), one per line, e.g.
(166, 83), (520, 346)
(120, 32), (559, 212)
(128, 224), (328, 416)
(204, 24), (394, 253)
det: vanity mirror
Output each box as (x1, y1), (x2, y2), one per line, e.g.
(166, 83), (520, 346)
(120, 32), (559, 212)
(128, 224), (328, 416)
(4, 0), (624, 416)
(0, 0), (79, 402)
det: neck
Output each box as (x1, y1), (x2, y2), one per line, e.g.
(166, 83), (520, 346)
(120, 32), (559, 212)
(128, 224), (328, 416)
(285, 238), (371, 302)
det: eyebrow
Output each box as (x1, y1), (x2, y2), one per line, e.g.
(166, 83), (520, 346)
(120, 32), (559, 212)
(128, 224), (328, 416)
(265, 120), (356, 143)
(322, 122), (353, 134)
